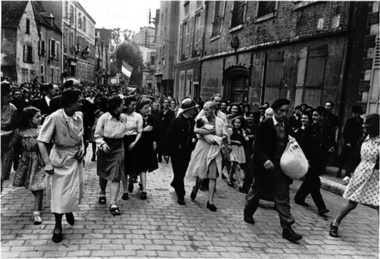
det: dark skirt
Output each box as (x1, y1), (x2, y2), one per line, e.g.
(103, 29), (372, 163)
(137, 139), (158, 173)
(97, 138), (124, 181)
(124, 135), (142, 176)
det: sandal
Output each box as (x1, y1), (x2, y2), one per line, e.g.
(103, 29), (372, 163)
(33, 211), (42, 225)
(98, 193), (106, 204)
(109, 205), (121, 216)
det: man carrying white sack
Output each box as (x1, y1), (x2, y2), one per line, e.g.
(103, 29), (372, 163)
(243, 98), (303, 243)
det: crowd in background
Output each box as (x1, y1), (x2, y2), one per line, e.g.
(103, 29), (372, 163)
(1, 77), (378, 244)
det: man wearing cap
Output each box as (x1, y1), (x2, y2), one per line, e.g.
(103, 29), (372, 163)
(244, 98), (303, 242)
(336, 105), (364, 178)
(163, 98), (198, 205)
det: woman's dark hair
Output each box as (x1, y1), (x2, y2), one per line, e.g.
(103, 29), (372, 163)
(125, 96), (137, 106)
(301, 111), (312, 123)
(230, 103), (241, 115)
(365, 114), (379, 138)
(243, 104), (250, 113)
(60, 88), (82, 108)
(231, 116), (245, 129)
(17, 106), (40, 130)
(1, 81), (12, 97)
(137, 98), (151, 112)
(107, 96), (123, 114)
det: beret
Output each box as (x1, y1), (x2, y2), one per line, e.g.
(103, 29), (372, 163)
(271, 98), (290, 110)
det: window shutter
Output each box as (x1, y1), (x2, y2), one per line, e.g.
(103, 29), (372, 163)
(186, 22), (190, 57)
(38, 41), (41, 56)
(295, 47), (308, 105)
(305, 45), (327, 87)
(56, 42), (60, 60)
(42, 40), (45, 57)
(27, 45), (33, 63)
(198, 12), (203, 54)
(23, 46), (27, 62)
(179, 23), (183, 59)
(189, 16), (195, 56)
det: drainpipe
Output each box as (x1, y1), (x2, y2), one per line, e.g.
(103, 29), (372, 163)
(337, 1), (355, 130)
(199, 1), (209, 98)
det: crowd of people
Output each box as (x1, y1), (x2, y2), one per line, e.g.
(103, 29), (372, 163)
(1, 78), (378, 245)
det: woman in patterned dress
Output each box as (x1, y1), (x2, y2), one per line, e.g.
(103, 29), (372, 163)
(1, 81), (18, 192)
(329, 114), (379, 238)
(9, 107), (46, 224)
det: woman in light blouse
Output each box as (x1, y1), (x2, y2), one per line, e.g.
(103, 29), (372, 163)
(95, 96), (127, 215)
(122, 96), (143, 199)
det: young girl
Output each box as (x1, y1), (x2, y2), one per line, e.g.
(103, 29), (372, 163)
(9, 107), (46, 224)
(228, 116), (248, 188)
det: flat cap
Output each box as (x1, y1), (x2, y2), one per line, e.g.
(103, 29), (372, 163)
(271, 98), (290, 110)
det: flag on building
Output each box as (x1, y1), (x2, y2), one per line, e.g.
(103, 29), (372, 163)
(122, 61), (133, 78)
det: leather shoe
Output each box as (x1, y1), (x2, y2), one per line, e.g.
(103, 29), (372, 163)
(318, 208), (330, 215)
(294, 200), (309, 207)
(140, 192), (147, 200)
(239, 187), (248, 194)
(65, 213), (75, 226)
(128, 182), (134, 193)
(329, 222), (339, 238)
(282, 226), (302, 242)
(52, 227), (63, 243)
(244, 215), (255, 225)
(121, 193), (129, 200)
(190, 186), (197, 201)
(207, 201), (217, 212)
(177, 197), (185, 205)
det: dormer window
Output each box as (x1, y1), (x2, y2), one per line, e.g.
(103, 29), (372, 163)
(26, 18), (30, 34)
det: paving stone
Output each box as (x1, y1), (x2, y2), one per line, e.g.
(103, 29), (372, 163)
(1, 148), (378, 258)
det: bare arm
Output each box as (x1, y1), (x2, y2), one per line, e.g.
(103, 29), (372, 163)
(38, 141), (54, 174)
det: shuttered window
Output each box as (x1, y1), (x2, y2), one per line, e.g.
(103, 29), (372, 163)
(23, 45), (33, 63)
(264, 51), (285, 105)
(294, 45), (328, 107)
(231, 1), (246, 28)
(211, 1), (225, 38)
(367, 36), (380, 114)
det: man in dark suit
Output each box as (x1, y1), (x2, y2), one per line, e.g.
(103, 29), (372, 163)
(162, 98), (197, 205)
(337, 105), (364, 178)
(30, 83), (58, 119)
(244, 98), (302, 242)
(157, 99), (175, 162)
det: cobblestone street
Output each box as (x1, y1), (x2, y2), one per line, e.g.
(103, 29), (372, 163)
(1, 148), (379, 258)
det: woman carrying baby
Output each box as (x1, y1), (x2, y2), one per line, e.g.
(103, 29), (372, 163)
(186, 101), (228, 212)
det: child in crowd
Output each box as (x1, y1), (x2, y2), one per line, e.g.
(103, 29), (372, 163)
(228, 116), (248, 188)
(8, 107), (46, 225)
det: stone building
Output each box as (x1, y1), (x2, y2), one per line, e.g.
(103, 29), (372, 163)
(32, 1), (62, 84)
(155, 1), (179, 97)
(1, 1), (40, 83)
(157, 1), (374, 130)
(39, 0), (96, 83)
(95, 28), (112, 85)
(359, 2), (379, 114)
(173, 1), (205, 100)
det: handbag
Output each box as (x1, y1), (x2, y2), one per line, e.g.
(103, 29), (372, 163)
(280, 136), (309, 179)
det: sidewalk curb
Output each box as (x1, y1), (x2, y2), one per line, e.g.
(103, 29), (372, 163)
(320, 177), (346, 196)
